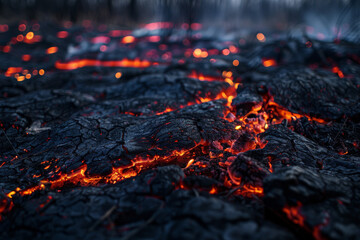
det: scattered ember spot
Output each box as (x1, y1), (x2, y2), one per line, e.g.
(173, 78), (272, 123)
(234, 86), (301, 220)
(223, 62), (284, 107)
(26, 32), (34, 40)
(209, 187), (217, 194)
(18, 24), (26, 31)
(100, 45), (107, 52)
(17, 34), (24, 42)
(37, 196), (53, 210)
(22, 54), (31, 61)
(332, 66), (344, 78)
(184, 159), (195, 169)
(115, 72), (122, 79)
(338, 150), (348, 155)
(222, 49), (230, 55)
(3, 45), (11, 53)
(122, 36), (135, 44)
(188, 71), (222, 82)
(16, 76), (25, 82)
(262, 58), (277, 67)
(256, 33), (266, 42)
(46, 46), (58, 54)
(57, 31), (69, 38)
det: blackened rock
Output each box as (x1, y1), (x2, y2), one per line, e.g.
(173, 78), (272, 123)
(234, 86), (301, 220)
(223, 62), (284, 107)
(232, 87), (262, 114)
(255, 125), (360, 176)
(224, 221), (296, 240)
(269, 68), (360, 120)
(182, 175), (223, 192)
(263, 166), (360, 240)
(264, 166), (329, 208)
(231, 131), (258, 153)
(146, 165), (184, 197)
(228, 154), (269, 186)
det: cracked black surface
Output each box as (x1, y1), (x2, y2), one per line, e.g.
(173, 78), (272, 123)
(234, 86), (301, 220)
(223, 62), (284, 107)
(0, 22), (360, 240)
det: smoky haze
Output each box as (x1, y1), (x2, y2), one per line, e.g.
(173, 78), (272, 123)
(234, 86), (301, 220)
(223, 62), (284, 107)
(0, 0), (359, 41)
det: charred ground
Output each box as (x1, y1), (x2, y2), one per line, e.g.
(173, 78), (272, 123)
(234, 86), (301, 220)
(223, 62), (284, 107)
(0, 22), (360, 240)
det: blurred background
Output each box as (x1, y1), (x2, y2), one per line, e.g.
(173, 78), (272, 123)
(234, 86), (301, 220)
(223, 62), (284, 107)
(0, 0), (359, 41)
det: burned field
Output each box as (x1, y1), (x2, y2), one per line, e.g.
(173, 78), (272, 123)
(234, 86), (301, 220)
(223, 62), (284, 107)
(0, 22), (360, 240)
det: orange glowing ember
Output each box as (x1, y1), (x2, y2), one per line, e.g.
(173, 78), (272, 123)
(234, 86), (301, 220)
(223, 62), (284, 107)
(22, 54), (31, 61)
(242, 185), (264, 195)
(268, 160), (273, 173)
(187, 71), (222, 82)
(222, 49), (230, 56)
(26, 32), (34, 40)
(16, 35), (24, 42)
(155, 107), (176, 115)
(209, 187), (217, 194)
(332, 66), (344, 78)
(283, 202), (305, 226)
(267, 100), (326, 124)
(262, 59), (276, 67)
(256, 33), (266, 42)
(184, 159), (195, 169)
(16, 76), (25, 82)
(229, 45), (238, 53)
(23, 35), (42, 44)
(55, 58), (153, 70)
(122, 36), (135, 44)
(46, 46), (58, 54)
(115, 72), (122, 79)
(57, 31), (69, 38)
(193, 48), (208, 58)
(193, 48), (201, 58)
(5, 67), (22, 77)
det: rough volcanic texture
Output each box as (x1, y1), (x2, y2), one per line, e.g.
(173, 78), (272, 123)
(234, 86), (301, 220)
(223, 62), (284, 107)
(0, 22), (360, 240)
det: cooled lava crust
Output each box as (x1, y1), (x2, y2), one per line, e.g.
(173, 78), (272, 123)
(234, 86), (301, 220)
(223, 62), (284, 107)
(0, 22), (360, 240)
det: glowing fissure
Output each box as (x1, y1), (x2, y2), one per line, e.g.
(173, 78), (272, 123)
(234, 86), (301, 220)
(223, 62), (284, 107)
(55, 58), (155, 70)
(1, 69), (328, 208)
(283, 201), (329, 240)
(3, 144), (201, 203)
